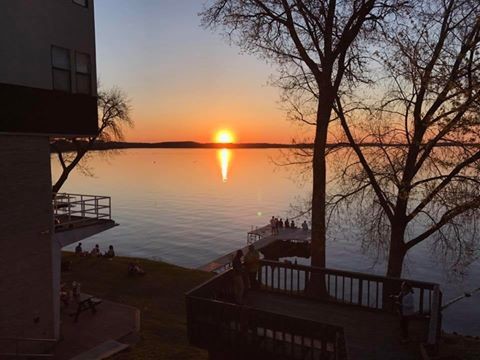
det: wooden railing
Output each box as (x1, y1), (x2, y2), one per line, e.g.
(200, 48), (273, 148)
(53, 193), (111, 231)
(187, 293), (348, 360)
(257, 260), (440, 315)
(187, 260), (443, 357)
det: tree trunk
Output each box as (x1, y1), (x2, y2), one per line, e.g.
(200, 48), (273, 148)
(310, 125), (328, 268)
(52, 169), (71, 194)
(383, 223), (407, 309)
(307, 93), (333, 297)
(52, 146), (89, 194)
(386, 223), (407, 278)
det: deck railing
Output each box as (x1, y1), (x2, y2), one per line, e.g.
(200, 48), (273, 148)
(187, 270), (348, 360)
(53, 193), (111, 231)
(257, 260), (441, 315)
(187, 259), (443, 356)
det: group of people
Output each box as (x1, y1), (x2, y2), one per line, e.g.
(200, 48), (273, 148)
(75, 242), (115, 258)
(270, 216), (309, 235)
(231, 244), (260, 304)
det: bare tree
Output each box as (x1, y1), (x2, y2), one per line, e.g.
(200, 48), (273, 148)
(335, 0), (480, 278)
(51, 87), (132, 193)
(202, 0), (406, 271)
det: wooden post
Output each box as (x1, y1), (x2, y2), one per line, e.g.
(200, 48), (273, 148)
(427, 285), (441, 346)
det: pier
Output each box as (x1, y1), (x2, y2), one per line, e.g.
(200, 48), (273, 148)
(198, 225), (311, 273)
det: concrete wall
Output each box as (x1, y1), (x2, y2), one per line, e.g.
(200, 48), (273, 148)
(0, 135), (57, 340)
(0, 0), (97, 95)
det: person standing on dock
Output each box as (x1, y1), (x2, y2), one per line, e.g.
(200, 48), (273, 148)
(270, 216), (276, 235)
(244, 245), (260, 289)
(302, 221), (308, 231)
(232, 250), (245, 304)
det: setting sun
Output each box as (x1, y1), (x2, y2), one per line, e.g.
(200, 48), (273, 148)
(215, 130), (235, 144)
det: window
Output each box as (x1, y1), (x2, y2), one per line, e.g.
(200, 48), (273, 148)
(52, 46), (71, 92)
(75, 52), (91, 95)
(72, 0), (88, 7)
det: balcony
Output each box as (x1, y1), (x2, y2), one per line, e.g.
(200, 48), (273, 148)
(53, 193), (117, 247)
(187, 260), (442, 360)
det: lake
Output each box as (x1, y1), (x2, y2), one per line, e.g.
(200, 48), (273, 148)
(53, 148), (480, 335)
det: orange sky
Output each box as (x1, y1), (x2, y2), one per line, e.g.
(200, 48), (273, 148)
(96, 0), (303, 144)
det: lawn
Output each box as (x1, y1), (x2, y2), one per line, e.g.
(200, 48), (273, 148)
(61, 252), (211, 359)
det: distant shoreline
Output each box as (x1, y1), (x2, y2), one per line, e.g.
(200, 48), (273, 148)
(50, 140), (480, 152)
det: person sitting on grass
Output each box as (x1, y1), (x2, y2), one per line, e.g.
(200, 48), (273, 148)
(90, 244), (100, 257)
(128, 262), (146, 276)
(75, 242), (83, 255)
(105, 245), (115, 258)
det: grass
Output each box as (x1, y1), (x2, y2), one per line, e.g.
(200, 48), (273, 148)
(61, 252), (211, 359)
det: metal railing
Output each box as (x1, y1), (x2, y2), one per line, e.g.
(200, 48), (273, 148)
(0, 337), (56, 358)
(53, 193), (111, 230)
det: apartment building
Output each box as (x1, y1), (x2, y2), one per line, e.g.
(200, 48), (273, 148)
(0, 0), (114, 349)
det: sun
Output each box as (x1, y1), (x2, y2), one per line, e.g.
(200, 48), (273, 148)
(215, 130), (235, 144)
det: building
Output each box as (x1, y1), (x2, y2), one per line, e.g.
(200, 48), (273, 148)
(0, 0), (115, 353)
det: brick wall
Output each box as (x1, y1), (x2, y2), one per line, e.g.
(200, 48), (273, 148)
(0, 135), (56, 340)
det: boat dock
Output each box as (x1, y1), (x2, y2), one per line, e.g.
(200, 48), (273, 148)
(198, 224), (311, 273)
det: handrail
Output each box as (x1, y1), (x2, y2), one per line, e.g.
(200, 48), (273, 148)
(260, 260), (437, 289)
(188, 260), (443, 354)
(53, 192), (112, 231)
(187, 294), (348, 359)
(257, 260), (439, 316)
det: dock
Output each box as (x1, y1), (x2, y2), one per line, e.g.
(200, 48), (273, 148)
(198, 224), (311, 273)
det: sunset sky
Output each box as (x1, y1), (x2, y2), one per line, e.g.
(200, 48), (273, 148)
(95, 0), (303, 143)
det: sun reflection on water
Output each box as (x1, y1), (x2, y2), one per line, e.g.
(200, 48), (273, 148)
(217, 148), (231, 182)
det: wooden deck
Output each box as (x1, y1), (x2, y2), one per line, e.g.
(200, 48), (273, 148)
(198, 225), (311, 272)
(245, 290), (427, 360)
(187, 260), (442, 360)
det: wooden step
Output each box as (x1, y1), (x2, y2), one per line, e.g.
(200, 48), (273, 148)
(70, 339), (129, 360)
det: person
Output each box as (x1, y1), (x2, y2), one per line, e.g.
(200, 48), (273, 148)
(105, 245), (115, 258)
(90, 244), (100, 257)
(392, 282), (415, 342)
(274, 217), (279, 235)
(60, 283), (70, 307)
(128, 262), (146, 276)
(75, 242), (83, 255)
(232, 250), (245, 304)
(285, 218), (290, 228)
(290, 220), (295, 228)
(270, 216), (276, 235)
(278, 218), (284, 228)
(302, 220), (308, 231)
(244, 245), (260, 289)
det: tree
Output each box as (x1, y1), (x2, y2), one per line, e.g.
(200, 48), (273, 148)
(51, 87), (132, 193)
(202, 0), (406, 271)
(335, 0), (480, 277)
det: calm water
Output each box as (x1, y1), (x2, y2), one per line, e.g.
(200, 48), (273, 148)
(53, 149), (480, 335)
